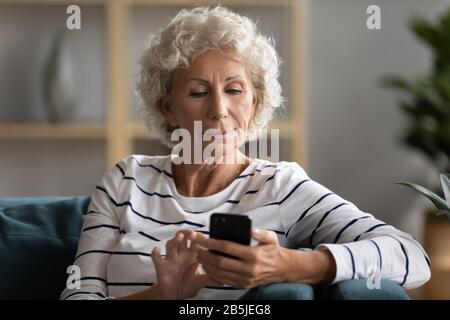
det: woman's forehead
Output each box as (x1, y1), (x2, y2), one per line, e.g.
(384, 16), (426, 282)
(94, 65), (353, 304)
(175, 50), (249, 84)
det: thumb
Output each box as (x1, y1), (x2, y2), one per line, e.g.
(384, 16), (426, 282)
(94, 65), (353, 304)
(252, 228), (278, 245)
(151, 246), (164, 270)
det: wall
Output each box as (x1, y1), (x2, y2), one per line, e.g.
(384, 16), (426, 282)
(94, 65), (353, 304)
(307, 0), (450, 239)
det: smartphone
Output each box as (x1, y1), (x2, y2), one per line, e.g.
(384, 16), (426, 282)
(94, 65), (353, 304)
(209, 213), (251, 259)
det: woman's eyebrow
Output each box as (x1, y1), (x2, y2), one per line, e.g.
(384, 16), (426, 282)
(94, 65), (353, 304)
(186, 75), (244, 84)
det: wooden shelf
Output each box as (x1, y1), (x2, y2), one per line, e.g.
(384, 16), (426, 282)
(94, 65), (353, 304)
(126, 0), (292, 6)
(0, 0), (292, 6)
(0, 123), (106, 140)
(0, 0), (104, 5)
(0, 0), (307, 168)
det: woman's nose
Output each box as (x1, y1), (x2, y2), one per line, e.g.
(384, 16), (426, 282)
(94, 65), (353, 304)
(207, 91), (228, 120)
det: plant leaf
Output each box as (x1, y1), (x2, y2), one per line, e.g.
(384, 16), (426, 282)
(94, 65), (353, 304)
(441, 173), (450, 202)
(397, 182), (450, 211)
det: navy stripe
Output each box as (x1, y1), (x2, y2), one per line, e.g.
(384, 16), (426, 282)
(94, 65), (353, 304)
(124, 176), (175, 199)
(298, 193), (334, 222)
(353, 223), (388, 241)
(95, 186), (204, 227)
(343, 245), (356, 279)
(269, 229), (285, 235)
(235, 164), (278, 179)
(111, 251), (151, 257)
(138, 231), (160, 241)
(205, 286), (241, 290)
(397, 240), (409, 286)
(62, 291), (106, 300)
(235, 172), (255, 179)
(264, 179), (310, 207)
(184, 209), (209, 214)
(74, 250), (112, 261)
(308, 203), (349, 246)
(196, 229), (283, 236)
(86, 210), (104, 215)
(80, 276), (107, 283)
(83, 224), (121, 232)
(74, 250), (155, 262)
(120, 175), (273, 214)
(370, 239), (383, 271)
(424, 254), (431, 268)
(103, 281), (237, 289)
(116, 163), (125, 176)
(107, 282), (153, 286)
(116, 163), (286, 215)
(132, 157), (172, 178)
(333, 216), (371, 243)
(285, 192), (334, 237)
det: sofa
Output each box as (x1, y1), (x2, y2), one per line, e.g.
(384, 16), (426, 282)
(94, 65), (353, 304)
(0, 196), (410, 300)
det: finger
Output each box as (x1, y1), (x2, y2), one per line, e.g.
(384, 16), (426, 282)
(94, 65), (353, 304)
(252, 228), (279, 245)
(180, 230), (197, 252)
(151, 246), (163, 272)
(194, 236), (254, 261)
(194, 231), (209, 240)
(166, 232), (184, 259)
(196, 246), (249, 275)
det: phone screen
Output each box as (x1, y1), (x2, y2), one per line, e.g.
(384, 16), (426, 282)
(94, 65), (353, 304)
(209, 213), (251, 259)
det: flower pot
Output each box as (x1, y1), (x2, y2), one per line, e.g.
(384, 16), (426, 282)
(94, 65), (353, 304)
(422, 216), (450, 299)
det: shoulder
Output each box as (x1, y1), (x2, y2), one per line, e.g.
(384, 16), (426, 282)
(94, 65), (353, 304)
(116, 154), (173, 177)
(252, 158), (309, 181)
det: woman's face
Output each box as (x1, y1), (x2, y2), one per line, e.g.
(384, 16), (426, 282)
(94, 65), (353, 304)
(160, 48), (257, 162)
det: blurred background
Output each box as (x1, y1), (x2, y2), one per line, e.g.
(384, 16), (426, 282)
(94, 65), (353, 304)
(0, 0), (449, 299)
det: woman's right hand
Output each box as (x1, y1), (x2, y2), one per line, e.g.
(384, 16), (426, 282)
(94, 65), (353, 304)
(150, 230), (221, 299)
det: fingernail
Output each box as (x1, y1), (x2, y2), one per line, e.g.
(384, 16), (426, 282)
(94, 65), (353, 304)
(253, 228), (260, 234)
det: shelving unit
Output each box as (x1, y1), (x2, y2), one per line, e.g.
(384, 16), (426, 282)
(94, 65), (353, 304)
(0, 0), (308, 169)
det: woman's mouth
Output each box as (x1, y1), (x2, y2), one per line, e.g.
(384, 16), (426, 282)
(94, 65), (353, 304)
(202, 128), (237, 136)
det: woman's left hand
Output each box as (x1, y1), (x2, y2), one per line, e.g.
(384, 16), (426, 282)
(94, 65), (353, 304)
(193, 228), (290, 289)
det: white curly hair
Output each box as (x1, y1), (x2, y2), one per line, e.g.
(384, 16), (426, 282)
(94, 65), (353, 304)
(137, 5), (284, 147)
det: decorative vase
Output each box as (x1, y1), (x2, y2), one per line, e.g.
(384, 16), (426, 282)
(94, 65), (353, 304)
(42, 30), (77, 122)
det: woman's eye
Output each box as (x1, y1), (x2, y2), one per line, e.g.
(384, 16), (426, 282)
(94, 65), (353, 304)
(190, 92), (208, 97)
(226, 89), (243, 95)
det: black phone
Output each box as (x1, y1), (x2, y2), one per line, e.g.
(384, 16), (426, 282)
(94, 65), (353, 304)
(209, 213), (251, 259)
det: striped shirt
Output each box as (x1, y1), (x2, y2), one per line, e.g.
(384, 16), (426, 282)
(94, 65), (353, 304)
(60, 154), (431, 300)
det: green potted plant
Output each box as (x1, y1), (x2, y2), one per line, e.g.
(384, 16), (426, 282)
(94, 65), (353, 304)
(397, 174), (450, 300)
(382, 7), (450, 177)
(382, 7), (450, 299)
(398, 174), (450, 221)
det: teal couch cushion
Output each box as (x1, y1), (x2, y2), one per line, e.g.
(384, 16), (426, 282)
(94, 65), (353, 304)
(0, 196), (410, 300)
(0, 197), (89, 300)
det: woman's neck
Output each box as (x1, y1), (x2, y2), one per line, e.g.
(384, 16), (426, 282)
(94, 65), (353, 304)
(172, 152), (252, 197)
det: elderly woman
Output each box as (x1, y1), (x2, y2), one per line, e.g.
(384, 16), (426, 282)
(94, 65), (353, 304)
(61, 6), (430, 300)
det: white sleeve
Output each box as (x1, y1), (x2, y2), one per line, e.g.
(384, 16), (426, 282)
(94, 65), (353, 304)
(60, 160), (125, 300)
(276, 162), (431, 289)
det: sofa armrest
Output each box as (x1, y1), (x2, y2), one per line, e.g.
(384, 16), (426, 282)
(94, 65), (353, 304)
(319, 279), (410, 300)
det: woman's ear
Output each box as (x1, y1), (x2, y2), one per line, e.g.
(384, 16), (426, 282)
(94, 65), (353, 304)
(159, 96), (178, 128)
